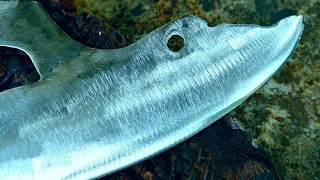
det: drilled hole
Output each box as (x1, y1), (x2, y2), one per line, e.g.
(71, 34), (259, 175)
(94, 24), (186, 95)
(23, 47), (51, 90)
(167, 35), (184, 52)
(0, 47), (40, 92)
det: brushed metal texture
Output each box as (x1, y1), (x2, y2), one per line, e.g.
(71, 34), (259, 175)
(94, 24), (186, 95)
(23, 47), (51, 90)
(0, 1), (303, 179)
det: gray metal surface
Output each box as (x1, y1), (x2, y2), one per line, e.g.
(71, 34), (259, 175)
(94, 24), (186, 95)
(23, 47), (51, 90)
(0, 1), (304, 179)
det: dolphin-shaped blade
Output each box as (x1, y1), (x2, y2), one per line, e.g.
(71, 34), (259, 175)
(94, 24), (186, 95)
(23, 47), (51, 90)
(0, 1), (303, 179)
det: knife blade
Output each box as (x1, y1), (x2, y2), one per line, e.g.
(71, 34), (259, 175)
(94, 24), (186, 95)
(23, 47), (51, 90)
(0, 1), (303, 179)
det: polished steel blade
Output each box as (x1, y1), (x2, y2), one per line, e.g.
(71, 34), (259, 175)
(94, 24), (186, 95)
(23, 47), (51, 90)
(0, 1), (303, 179)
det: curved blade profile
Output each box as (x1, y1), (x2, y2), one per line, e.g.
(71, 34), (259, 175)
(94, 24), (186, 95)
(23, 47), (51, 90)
(0, 1), (303, 179)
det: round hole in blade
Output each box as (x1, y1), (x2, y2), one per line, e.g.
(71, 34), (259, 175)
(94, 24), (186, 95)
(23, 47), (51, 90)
(167, 35), (184, 52)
